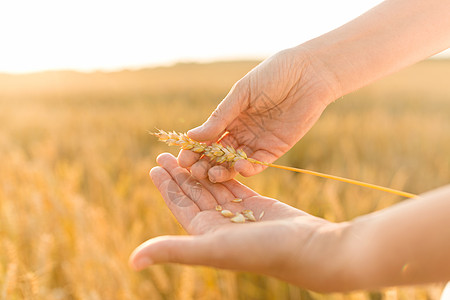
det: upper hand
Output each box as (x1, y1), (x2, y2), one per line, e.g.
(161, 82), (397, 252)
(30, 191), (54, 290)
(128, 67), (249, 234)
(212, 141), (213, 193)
(178, 46), (341, 182)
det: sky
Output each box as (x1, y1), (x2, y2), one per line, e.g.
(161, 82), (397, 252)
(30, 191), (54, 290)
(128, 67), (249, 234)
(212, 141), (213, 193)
(0, 0), (449, 74)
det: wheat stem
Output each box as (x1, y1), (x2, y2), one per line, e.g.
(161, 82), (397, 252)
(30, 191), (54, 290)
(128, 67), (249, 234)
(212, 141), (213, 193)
(151, 129), (417, 198)
(255, 161), (416, 198)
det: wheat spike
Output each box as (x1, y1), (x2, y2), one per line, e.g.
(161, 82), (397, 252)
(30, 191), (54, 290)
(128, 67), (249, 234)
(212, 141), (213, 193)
(150, 129), (417, 198)
(150, 129), (247, 166)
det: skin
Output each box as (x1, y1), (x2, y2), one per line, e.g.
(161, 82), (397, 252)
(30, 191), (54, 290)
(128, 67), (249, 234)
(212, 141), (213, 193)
(178, 0), (450, 183)
(129, 153), (450, 292)
(178, 45), (338, 183)
(130, 153), (346, 292)
(131, 0), (450, 292)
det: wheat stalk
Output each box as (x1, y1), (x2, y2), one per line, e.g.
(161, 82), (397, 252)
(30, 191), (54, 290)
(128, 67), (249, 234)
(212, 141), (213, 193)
(150, 129), (248, 165)
(150, 129), (417, 198)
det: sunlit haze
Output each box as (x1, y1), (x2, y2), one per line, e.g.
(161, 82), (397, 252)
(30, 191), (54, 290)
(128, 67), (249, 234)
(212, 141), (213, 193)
(0, 0), (449, 74)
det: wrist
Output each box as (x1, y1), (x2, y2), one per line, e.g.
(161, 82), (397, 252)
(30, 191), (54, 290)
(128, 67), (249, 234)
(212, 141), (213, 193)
(311, 221), (357, 292)
(300, 34), (378, 98)
(283, 45), (343, 106)
(286, 219), (356, 292)
(300, 37), (361, 99)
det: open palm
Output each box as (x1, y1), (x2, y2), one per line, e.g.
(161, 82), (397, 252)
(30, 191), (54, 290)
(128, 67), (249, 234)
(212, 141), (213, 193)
(129, 153), (336, 289)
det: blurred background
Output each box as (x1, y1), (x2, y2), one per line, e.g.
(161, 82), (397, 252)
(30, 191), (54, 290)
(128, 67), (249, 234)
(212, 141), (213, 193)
(0, 1), (449, 299)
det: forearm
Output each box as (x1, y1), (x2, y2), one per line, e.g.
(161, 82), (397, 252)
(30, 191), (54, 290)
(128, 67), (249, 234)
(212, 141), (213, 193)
(341, 185), (450, 290)
(301, 0), (450, 98)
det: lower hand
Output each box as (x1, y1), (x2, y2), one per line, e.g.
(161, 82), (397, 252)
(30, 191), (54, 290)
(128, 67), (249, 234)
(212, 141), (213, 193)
(129, 153), (349, 292)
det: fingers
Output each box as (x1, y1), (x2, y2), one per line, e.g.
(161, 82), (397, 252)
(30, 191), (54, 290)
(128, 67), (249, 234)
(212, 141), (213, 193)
(191, 162), (237, 183)
(129, 234), (248, 271)
(234, 159), (266, 177)
(221, 179), (259, 199)
(149, 166), (200, 228)
(198, 179), (237, 205)
(190, 159), (211, 180)
(177, 149), (201, 169)
(156, 153), (217, 211)
(129, 235), (213, 271)
(188, 79), (249, 142)
(208, 165), (236, 183)
(186, 154), (259, 182)
(129, 223), (292, 274)
(178, 151), (237, 183)
(234, 148), (279, 177)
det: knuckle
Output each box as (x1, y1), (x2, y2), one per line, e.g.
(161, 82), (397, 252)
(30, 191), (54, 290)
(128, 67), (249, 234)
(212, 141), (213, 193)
(209, 108), (223, 121)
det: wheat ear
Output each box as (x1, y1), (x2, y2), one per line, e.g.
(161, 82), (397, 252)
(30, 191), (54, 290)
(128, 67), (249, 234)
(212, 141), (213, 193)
(150, 129), (417, 198)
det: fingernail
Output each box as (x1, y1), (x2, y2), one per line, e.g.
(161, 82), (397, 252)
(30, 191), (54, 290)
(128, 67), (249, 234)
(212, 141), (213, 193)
(134, 257), (152, 270)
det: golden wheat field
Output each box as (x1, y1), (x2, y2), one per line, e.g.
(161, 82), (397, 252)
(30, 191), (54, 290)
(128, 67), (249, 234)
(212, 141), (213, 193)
(0, 60), (449, 299)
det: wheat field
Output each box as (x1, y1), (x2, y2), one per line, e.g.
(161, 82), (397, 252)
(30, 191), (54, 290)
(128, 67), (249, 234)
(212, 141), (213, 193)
(0, 60), (449, 299)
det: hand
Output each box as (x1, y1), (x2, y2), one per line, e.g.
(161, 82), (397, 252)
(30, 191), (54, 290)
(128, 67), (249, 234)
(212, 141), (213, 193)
(178, 46), (341, 182)
(129, 153), (348, 292)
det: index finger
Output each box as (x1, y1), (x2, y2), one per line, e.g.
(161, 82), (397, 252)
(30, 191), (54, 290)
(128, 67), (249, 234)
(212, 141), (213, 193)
(150, 166), (200, 228)
(221, 179), (259, 199)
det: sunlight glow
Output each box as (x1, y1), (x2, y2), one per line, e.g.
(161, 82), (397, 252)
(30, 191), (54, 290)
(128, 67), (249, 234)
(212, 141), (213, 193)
(0, 0), (448, 74)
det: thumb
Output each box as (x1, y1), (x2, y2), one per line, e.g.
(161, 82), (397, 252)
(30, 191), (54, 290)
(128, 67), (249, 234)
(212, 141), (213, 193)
(188, 80), (248, 142)
(129, 235), (213, 270)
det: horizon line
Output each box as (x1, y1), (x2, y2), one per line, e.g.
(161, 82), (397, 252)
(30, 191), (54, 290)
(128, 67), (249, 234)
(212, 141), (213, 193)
(0, 57), (266, 76)
(1, 55), (449, 76)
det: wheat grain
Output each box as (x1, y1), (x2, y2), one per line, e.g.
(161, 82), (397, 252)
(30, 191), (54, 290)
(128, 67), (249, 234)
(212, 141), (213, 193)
(221, 210), (234, 218)
(242, 209), (256, 222)
(230, 213), (245, 223)
(150, 129), (248, 166)
(231, 198), (242, 203)
(150, 129), (417, 198)
(259, 211), (265, 220)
